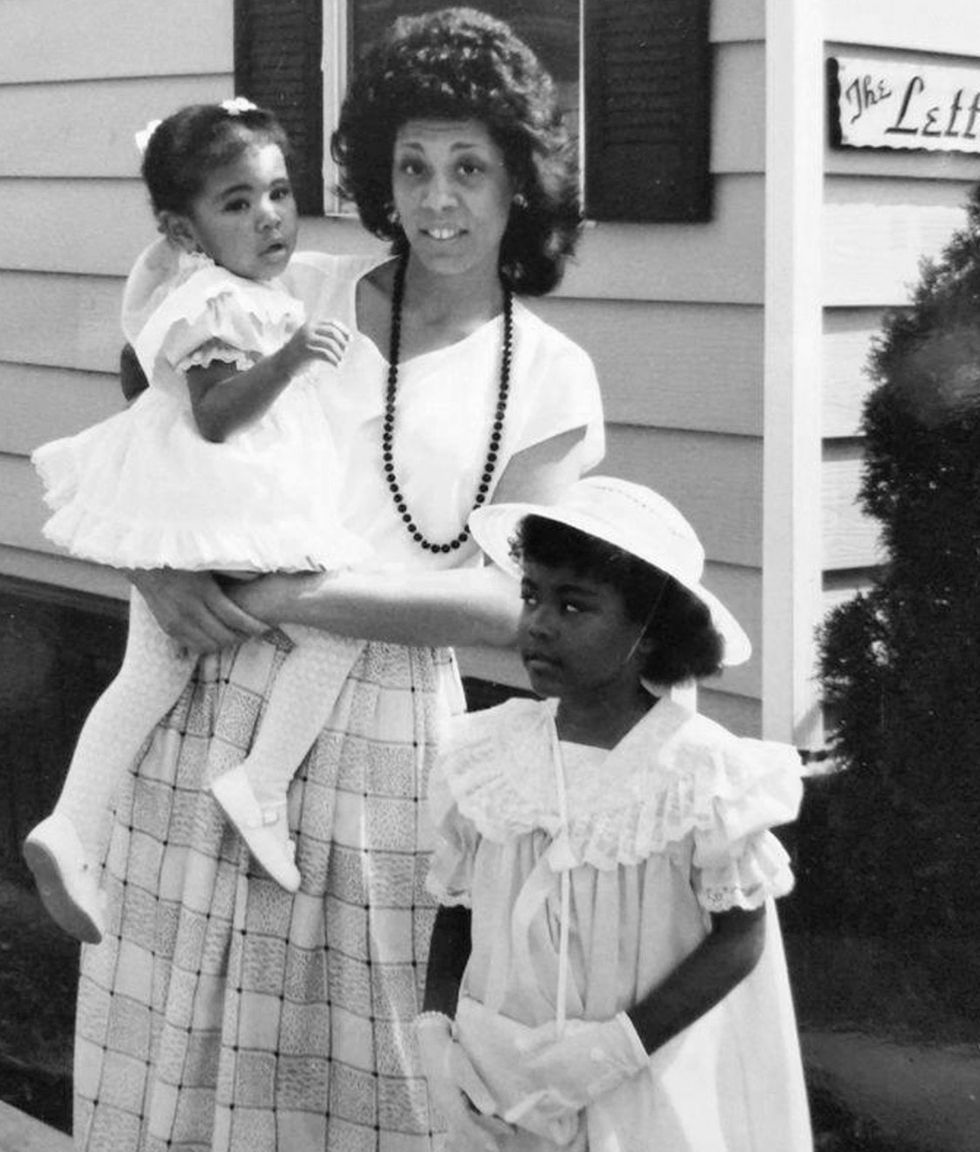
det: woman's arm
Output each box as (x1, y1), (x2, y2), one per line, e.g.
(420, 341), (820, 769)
(129, 569), (270, 653)
(187, 321), (348, 442)
(626, 905), (767, 1053)
(229, 426), (589, 648)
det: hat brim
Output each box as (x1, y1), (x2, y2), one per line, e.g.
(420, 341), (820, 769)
(469, 502), (752, 667)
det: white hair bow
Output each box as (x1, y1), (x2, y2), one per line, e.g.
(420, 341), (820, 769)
(134, 118), (162, 157)
(221, 96), (258, 115)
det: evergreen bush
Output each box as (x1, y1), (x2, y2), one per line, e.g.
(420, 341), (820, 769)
(814, 185), (980, 940)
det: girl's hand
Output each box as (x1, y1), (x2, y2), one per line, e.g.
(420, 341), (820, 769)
(281, 319), (350, 373)
(130, 569), (269, 655)
(415, 1014), (513, 1152)
(520, 1014), (649, 1112)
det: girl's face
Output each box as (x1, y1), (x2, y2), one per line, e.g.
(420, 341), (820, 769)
(179, 141), (298, 281)
(518, 559), (651, 704)
(391, 119), (516, 283)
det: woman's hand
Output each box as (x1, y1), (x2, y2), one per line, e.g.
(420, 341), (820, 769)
(130, 569), (270, 655)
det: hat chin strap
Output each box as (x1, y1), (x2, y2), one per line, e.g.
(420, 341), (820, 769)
(620, 574), (672, 668)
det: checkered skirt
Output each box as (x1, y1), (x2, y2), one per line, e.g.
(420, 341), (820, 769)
(74, 631), (463, 1152)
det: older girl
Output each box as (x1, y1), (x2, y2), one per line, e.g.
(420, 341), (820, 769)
(418, 477), (812, 1151)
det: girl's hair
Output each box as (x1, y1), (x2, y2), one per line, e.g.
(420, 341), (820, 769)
(141, 103), (291, 216)
(513, 515), (725, 686)
(330, 6), (582, 296)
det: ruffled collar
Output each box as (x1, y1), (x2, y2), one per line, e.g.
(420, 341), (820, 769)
(438, 697), (802, 870)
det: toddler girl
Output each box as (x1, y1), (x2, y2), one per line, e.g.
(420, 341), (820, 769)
(416, 476), (812, 1151)
(24, 100), (367, 943)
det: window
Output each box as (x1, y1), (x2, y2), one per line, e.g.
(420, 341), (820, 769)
(235, 0), (711, 223)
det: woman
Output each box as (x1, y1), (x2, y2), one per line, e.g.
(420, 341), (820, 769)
(74, 9), (603, 1152)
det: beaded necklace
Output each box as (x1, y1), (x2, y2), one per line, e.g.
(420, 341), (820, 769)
(382, 255), (513, 553)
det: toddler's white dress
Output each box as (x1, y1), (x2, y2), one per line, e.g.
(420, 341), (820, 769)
(428, 695), (813, 1152)
(33, 237), (362, 573)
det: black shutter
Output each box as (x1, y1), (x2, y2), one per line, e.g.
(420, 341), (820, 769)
(584, 0), (712, 222)
(234, 0), (323, 216)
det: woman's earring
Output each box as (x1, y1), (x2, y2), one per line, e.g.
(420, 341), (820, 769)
(512, 192), (528, 210)
(387, 206), (401, 228)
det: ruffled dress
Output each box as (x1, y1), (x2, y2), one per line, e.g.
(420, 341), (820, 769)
(73, 252), (605, 1152)
(428, 695), (813, 1152)
(33, 238), (363, 572)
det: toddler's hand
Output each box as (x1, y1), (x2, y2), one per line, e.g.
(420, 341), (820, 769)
(286, 319), (350, 370)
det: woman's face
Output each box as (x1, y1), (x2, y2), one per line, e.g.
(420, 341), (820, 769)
(391, 119), (516, 282)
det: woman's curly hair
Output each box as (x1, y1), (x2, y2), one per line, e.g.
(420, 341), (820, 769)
(330, 7), (582, 296)
(512, 516), (725, 687)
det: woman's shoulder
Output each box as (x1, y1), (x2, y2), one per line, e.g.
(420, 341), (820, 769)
(281, 249), (389, 320)
(513, 300), (595, 368)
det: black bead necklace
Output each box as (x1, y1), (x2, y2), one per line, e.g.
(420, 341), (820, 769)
(382, 255), (513, 553)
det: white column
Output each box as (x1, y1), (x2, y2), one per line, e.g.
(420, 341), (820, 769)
(762, 0), (825, 747)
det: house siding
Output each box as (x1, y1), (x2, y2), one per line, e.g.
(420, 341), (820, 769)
(817, 11), (980, 719)
(3, 0), (762, 735)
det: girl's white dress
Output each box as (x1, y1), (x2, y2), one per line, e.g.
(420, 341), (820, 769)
(33, 238), (362, 573)
(428, 695), (813, 1152)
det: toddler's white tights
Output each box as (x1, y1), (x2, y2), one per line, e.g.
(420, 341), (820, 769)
(53, 588), (195, 864)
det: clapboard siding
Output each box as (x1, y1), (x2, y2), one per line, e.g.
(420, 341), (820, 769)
(711, 0), (764, 43)
(823, 441), (883, 570)
(563, 175), (764, 303)
(823, 177), (977, 307)
(698, 688), (761, 739)
(0, 180), (151, 276)
(822, 0), (980, 54)
(823, 308), (886, 438)
(0, 77), (233, 178)
(530, 299), (763, 435)
(0, 273), (122, 372)
(711, 42), (766, 174)
(0, 455), (56, 552)
(1, 0), (233, 83)
(0, 175), (766, 306)
(1, 365), (123, 456)
(0, 264), (764, 442)
(0, 542), (129, 602)
(604, 424), (762, 568)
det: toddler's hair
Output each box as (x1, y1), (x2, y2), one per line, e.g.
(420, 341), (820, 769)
(141, 103), (291, 217)
(512, 515), (725, 686)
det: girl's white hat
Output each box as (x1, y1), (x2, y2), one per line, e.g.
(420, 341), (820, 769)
(468, 475), (752, 666)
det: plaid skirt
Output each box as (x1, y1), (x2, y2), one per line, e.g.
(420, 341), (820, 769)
(74, 631), (463, 1152)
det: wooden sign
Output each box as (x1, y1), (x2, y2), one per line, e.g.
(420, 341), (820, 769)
(830, 55), (980, 153)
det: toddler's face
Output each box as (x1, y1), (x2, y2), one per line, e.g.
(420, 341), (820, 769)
(517, 559), (649, 703)
(185, 141), (298, 281)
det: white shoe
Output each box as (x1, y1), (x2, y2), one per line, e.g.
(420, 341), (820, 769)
(23, 813), (105, 944)
(210, 765), (301, 892)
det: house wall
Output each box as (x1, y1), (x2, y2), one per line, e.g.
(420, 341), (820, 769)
(818, 4), (980, 653)
(0, 0), (766, 733)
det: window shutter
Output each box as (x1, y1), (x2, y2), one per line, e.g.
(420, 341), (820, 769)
(584, 0), (712, 222)
(234, 0), (323, 215)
